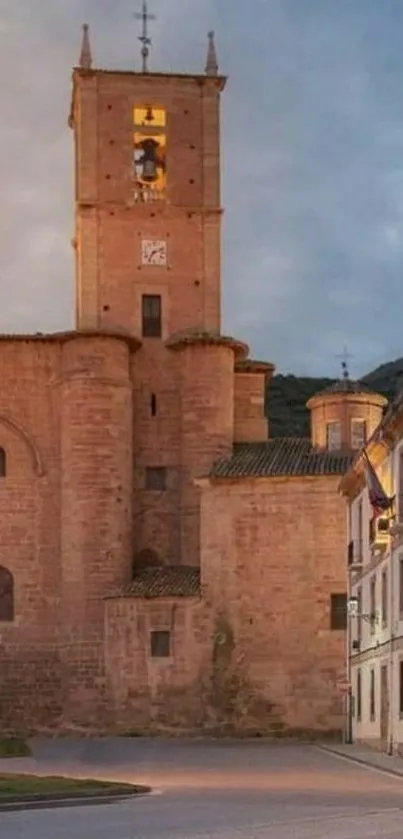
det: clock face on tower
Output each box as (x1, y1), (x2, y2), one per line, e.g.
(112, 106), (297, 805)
(141, 239), (167, 267)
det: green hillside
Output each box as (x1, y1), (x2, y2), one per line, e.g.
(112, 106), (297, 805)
(268, 357), (403, 438)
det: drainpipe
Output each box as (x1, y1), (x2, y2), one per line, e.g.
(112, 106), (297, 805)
(346, 566), (353, 744)
(388, 447), (396, 755)
(345, 499), (353, 745)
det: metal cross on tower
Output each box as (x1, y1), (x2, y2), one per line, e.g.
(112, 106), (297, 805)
(335, 345), (354, 380)
(134, 1), (156, 72)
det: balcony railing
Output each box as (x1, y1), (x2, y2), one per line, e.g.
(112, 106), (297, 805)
(131, 185), (166, 204)
(369, 516), (391, 546)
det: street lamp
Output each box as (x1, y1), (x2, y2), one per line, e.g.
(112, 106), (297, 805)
(348, 596), (378, 624)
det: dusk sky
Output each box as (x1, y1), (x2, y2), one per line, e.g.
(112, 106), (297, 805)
(1, 0), (403, 377)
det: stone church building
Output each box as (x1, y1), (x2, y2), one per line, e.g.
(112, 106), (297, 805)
(0, 27), (387, 735)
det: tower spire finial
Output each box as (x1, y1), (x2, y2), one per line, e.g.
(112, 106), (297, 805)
(134, 1), (156, 73)
(205, 30), (218, 76)
(79, 23), (92, 70)
(335, 346), (354, 380)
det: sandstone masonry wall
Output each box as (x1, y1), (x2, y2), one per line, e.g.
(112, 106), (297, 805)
(0, 334), (135, 731)
(72, 70), (222, 337)
(199, 475), (348, 734)
(105, 596), (211, 730)
(177, 341), (235, 566)
(60, 335), (133, 724)
(0, 340), (63, 730)
(234, 370), (269, 442)
(131, 346), (182, 567)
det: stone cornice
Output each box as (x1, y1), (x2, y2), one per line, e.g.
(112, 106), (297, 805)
(234, 359), (275, 376)
(307, 390), (388, 411)
(72, 67), (227, 91)
(0, 329), (141, 352)
(166, 330), (248, 359)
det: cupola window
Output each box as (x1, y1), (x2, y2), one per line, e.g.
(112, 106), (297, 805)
(326, 421), (341, 451)
(351, 419), (367, 451)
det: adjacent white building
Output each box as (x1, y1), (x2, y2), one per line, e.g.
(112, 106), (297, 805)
(340, 400), (403, 753)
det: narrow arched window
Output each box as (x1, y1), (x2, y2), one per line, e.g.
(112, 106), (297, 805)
(0, 566), (14, 622)
(0, 448), (6, 478)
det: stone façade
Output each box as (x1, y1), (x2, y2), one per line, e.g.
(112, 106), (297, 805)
(0, 30), (388, 736)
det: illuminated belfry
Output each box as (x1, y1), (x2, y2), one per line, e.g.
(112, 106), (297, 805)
(132, 105), (167, 204)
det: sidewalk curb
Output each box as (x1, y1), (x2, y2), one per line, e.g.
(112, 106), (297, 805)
(0, 784), (151, 813)
(317, 744), (403, 780)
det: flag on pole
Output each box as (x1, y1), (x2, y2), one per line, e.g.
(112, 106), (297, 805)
(362, 450), (394, 517)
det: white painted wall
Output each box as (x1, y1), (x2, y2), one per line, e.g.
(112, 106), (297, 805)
(349, 443), (403, 748)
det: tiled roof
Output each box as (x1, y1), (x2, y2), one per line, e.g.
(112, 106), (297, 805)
(211, 438), (354, 479)
(316, 378), (372, 396)
(116, 566), (201, 599)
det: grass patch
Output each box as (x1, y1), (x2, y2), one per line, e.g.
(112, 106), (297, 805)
(0, 738), (31, 758)
(0, 774), (138, 800)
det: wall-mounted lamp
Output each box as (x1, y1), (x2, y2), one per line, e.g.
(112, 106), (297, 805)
(347, 597), (379, 626)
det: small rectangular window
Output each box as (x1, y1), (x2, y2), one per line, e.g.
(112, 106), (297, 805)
(0, 566), (14, 622)
(134, 107), (166, 128)
(399, 559), (403, 617)
(0, 448), (6, 478)
(150, 630), (171, 658)
(370, 668), (375, 720)
(370, 575), (376, 635)
(381, 569), (388, 628)
(142, 294), (162, 338)
(356, 586), (362, 645)
(326, 421), (341, 451)
(398, 450), (403, 523)
(357, 497), (363, 548)
(351, 419), (367, 450)
(353, 498), (364, 564)
(330, 593), (347, 630)
(145, 466), (167, 491)
(399, 661), (403, 717)
(356, 669), (362, 721)
(150, 393), (157, 416)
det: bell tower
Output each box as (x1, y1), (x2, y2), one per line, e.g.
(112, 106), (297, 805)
(69, 23), (226, 339)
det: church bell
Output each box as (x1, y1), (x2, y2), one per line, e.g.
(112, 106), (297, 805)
(141, 159), (158, 182)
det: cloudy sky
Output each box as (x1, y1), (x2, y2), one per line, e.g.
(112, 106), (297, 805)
(1, 0), (403, 376)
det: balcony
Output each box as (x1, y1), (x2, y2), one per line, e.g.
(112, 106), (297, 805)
(369, 516), (391, 549)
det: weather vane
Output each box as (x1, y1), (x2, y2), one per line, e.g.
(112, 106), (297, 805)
(134, 1), (156, 73)
(335, 346), (354, 380)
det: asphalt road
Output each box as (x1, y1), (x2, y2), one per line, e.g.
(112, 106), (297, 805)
(1, 739), (403, 838)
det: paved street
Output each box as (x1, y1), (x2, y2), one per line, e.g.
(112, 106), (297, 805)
(1, 739), (403, 837)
